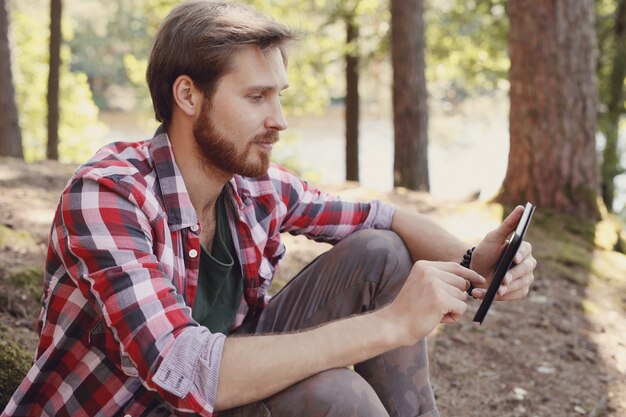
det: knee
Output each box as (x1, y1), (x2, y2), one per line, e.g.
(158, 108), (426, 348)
(343, 229), (412, 273)
(272, 368), (389, 417)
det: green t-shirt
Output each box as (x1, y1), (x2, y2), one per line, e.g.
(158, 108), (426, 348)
(192, 194), (242, 334)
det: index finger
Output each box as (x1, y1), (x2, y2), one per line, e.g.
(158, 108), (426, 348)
(434, 261), (487, 287)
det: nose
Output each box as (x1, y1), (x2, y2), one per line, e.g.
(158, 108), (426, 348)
(265, 98), (288, 131)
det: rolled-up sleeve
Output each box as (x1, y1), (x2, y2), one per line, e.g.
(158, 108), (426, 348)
(360, 199), (396, 231)
(153, 327), (225, 409)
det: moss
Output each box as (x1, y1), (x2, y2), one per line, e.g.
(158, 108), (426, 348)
(542, 240), (592, 271)
(529, 208), (597, 287)
(531, 208), (596, 249)
(543, 259), (589, 286)
(7, 266), (43, 298)
(0, 338), (31, 410)
(0, 224), (37, 251)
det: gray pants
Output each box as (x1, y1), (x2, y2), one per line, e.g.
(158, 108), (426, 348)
(222, 229), (439, 417)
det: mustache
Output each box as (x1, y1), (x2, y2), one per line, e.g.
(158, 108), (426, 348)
(252, 130), (279, 144)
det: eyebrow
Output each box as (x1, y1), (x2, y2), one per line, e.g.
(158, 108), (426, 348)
(245, 84), (290, 93)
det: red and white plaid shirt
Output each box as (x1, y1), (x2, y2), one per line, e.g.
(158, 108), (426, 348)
(2, 129), (395, 417)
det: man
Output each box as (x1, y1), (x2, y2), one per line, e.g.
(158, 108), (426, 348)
(2, 2), (536, 417)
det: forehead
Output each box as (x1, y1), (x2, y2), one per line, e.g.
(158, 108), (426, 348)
(221, 46), (288, 88)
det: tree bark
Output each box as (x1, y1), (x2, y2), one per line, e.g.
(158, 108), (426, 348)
(345, 12), (359, 182)
(599, 0), (626, 211)
(501, 0), (600, 219)
(391, 0), (429, 191)
(47, 0), (62, 161)
(0, 0), (23, 159)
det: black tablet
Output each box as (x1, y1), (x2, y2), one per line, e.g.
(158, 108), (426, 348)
(473, 202), (535, 324)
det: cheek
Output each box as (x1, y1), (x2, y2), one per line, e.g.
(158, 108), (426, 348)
(215, 99), (262, 132)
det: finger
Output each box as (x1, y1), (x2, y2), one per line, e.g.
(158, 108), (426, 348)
(500, 272), (535, 298)
(471, 283), (508, 299)
(507, 255), (537, 284)
(513, 241), (533, 265)
(488, 205), (524, 243)
(471, 271), (534, 300)
(470, 287), (484, 299)
(497, 281), (532, 300)
(414, 261), (485, 292)
(439, 277), (470, 301)
(440, 296), (468, 323)
(422, 265), (473, 293)
(430, 261), (487, 287)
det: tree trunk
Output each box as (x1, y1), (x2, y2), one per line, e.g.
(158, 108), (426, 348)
(0, 0), (23, 159)
(599, 0), (626, 211)
(501, 0), (600, 219)
(47, 0), (62, 161)
(345, 12), (359, 182)
(391, 0), (429, 191)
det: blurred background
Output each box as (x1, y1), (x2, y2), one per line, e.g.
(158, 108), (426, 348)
(4, 0), (623, 212)
(1, 1), (626, 415)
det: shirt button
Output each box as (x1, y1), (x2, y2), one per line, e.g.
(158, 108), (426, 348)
(190, 224), (199, 232)
(189, 249), (198, 258)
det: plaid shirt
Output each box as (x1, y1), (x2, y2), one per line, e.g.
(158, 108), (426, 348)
(2, 129), (395, 417)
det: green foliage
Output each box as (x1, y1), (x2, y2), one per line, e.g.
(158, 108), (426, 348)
(0, 333), (31, 411)
(3, 0), (572, 165)
(595, 0), (625, 108)
(258, 0), (389, 114)
(18, 0), (513, 124)
(249, 0), (511, 108)
(595, 0), (626, 212)
(11, 1), (107, 163)
(7, 266), (44, 298)
(425, 0), (510, 100)
(66, 0), (165, 111)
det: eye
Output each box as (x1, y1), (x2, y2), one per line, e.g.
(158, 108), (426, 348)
(248, 94), (265, 102)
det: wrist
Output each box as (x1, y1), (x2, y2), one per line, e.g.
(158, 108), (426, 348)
(372, 305), (407, 347)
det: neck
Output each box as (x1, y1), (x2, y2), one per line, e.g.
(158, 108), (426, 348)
(166, 120), (230, 217)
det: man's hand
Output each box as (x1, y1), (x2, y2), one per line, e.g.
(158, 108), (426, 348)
(469, 205), (537, 301)
(384, 260), (486, 346)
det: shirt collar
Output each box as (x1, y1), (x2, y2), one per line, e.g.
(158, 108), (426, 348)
(228, 168), (279, 211)
(149, 125), (198, 230)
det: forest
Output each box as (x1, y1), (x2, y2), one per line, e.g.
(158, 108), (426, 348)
(1, 0), (626, 416)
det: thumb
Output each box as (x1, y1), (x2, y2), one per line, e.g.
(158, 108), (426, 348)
(492, 205), (524, 241)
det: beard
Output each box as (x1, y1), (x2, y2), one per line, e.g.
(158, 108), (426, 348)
(192, 98), (279, 178)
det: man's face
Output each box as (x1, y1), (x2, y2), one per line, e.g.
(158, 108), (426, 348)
(192, 46), (289, 178)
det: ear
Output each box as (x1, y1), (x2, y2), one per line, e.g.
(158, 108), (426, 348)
(172, 75), (203, 117)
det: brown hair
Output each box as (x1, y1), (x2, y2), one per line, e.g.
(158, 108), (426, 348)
(146, 1), (295, 126)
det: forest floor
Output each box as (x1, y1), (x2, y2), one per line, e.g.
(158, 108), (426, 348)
(0, 156), (625, 416)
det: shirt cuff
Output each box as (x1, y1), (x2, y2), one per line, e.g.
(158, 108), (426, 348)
(361, 200), (396, 230)
(153, 326), (226, 409)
